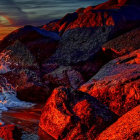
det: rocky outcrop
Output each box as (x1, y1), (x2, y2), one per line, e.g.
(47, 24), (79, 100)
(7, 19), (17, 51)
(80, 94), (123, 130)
(0, 40), (51, 103)
(80, 49), (140, 116)
(102, 27), (140, 55)
(43, 66), (85, 89)
(94, 0), (140, 10)
(45, 0), (140, 83)
(0, 125), (21, 140)
(0, 26), (60, 67)
(39, 87), (117, 140)
(96, 105), (140, 140)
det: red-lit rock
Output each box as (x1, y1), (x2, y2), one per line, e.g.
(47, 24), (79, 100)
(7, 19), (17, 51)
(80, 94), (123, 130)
(96, 105), (140, 140)
(47, 1), (140, 66)
(43, 66), (85, 89)
(39, 87), (117, 139)
(80, 49), (140, 116)
(0, 124), (21, 140)
(94, 0), (140, 10)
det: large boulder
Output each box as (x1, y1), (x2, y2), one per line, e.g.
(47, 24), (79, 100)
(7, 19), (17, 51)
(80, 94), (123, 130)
(39, 87), (117, 140)
(80, 49), (140, 116)
(96, 105), (140, 140)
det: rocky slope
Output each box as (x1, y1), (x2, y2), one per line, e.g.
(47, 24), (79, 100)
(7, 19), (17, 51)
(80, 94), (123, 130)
(0, 0), (139, 139)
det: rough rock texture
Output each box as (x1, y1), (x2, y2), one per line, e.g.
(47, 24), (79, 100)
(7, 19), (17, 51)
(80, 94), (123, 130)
(96, 105), (140, 140)
(43, 66), (85, 89)
(95, 0), (140, 10)
(44, 0), (140, 65)
(102, 27), (140, 55)
(39, 87), (117, 140)
(80, 49), (140, 116)
(0, 25), (60, 66)
(44, 0), (140, 82)
(0, 125), (21, 140)
(0, 40), (50, 103)
(0, 0), (139, 139)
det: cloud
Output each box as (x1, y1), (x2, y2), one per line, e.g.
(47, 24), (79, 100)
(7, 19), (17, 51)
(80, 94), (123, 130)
(0, 0), (107, 27)
(0, 0), (28, 26)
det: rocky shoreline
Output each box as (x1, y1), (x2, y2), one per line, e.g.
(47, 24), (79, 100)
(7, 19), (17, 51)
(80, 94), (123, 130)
(0, 0), (139, 139)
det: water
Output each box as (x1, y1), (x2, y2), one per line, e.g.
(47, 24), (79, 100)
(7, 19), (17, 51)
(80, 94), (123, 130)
(0, 76), (34, 125)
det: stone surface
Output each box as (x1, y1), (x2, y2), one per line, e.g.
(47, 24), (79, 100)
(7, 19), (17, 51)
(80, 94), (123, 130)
(102, 27), (140, 55)
(43, 66), (85, 89)
(96, 105), (140, 140)
(80, 49), (140, 116)
(0, 124), (21, 140)
(39, 87), (117, 139)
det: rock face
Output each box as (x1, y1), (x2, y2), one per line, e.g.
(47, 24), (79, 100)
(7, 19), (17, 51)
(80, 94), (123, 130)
(96, 105), (140, 140)
(94, 0), (140, 10)
(0, 25), (60, 65)
(44, 0), (140, 81)
(80, 49), (140, 116)
(0, 40), (49, 103)
(39, 87), (117, 140)
(45, 0), (140, 66)
(102, 27), (140, 55)
(43, 66), (85, 89)
(0, 125), (21, 140)
(0, 27), (60, 102)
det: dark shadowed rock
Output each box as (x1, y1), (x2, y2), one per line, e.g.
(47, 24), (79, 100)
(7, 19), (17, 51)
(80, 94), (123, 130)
(0, 26), (60, 66)
(96, 105), (140, 140)
(45, 0), (140, 83)
(43, 66), (85, 89)
(95, 0), (140, 10)
(39, 87), (117, 140)
(0, 40), (50, 103)
(102, 27), (140, 55)
(80, 49), (140, 116)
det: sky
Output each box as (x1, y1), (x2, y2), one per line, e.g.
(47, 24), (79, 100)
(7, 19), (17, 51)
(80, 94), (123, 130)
(0, 0), (106, 40)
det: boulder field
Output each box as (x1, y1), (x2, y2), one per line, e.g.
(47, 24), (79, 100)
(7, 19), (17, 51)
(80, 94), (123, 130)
(0, 0), (139, 139)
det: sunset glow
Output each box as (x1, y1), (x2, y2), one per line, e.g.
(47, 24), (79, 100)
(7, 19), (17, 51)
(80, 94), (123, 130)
(0, 26), (19, 40)
(0, 15), (18, 40)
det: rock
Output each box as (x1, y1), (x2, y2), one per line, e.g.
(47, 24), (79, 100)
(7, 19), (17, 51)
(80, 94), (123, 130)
(38, 127), (55, 140)
(96, 105), (140, 140)
(80, 49), (140, 116)
(46, 0), (140, 80)
(102, 27), (140, 55)
(0, 26), (60, 65)
(94, 0), (140, 10)
(39, 87), (117, 140)
(0, 124), (21, 140)
(0, 40), (51, 103)
(41, 20), (60, 33)
(0, 40), (38, 68)
(43, 66), (85, 89)
(17, 85), (50, 103)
